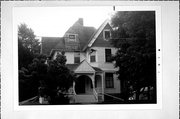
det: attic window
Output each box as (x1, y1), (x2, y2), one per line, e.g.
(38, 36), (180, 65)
(69, 35), (75, 39)
(103, 30), (111, 40)
(68, 34), (76, 42)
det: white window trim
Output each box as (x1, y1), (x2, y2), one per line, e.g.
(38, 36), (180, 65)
(89, 51), (97, 63)
(67, 33), (77, 42)
(103, 29), (111, 41)
(105, 72), (114, 88)
(74, 52), (80, 63)
(105, 48), (112, 63)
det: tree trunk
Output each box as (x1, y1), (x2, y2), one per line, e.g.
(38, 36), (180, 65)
(136, 89), (140, 101)
(147, 86), (150, 101)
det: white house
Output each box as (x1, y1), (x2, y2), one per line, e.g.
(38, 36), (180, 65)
(41, 18), (122, 103)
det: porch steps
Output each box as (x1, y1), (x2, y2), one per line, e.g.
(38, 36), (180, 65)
(74, 94), (97, 104)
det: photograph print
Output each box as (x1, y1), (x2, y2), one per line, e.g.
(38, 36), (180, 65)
(16, 7), (157, 105)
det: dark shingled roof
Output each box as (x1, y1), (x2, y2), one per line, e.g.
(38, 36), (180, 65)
(41, 37), (65, 55)
(41, 18), (96, 56)
(64, 19), (96, 50)
(83, 20), (113, 51)
(84, 20), (107, 50)
(66, 63), (80, 71)
(66, 63), (103, 73)
(92, 67), (103, 72)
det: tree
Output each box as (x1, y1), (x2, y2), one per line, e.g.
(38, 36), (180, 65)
(18, 23), (40, 69)
(19, 50), (75, 104)
(46, 52), (74, 104)
(18, 39), (34, 69)
(19, 54), (48, 101)
(110, 11), (156, 102)
(18, 23), (40, 54)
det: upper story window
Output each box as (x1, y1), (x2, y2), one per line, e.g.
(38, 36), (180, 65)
(69, 34), (75, 39)
(103, 30), (111, 40)
(74, 52), (80, 63)
(105, 49), (112, 62)
(90, 51), (96, 63)
(68, 34), (76, 42)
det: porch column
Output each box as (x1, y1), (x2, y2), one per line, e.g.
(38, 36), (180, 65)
(72, 81), (76, 95)
(101, 72), (104, 101)
(90, 73), (95, 90)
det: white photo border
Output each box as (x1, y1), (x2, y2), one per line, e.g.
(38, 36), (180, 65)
(2, 3), (179, 119)
(2, 1), (179, 119)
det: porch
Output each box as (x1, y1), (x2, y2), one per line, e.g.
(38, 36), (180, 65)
(67, 60), (104, 104)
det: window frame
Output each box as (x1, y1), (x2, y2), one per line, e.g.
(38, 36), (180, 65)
(103, 29), (111, 40)
(74, 52), (80, 64)
(90, 51), (96, 63)
(105, 49), (112, 62)
(105, 73), (114, 88)
(68, 34), (76, 42)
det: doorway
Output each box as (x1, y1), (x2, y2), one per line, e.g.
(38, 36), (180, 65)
(75, 75), (92, 94)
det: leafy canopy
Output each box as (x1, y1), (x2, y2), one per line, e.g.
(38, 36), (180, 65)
(110, 11), (156, 101)
(18, 23), (40, 54)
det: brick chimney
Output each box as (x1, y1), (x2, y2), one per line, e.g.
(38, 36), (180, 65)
(78, 18), (83, 26)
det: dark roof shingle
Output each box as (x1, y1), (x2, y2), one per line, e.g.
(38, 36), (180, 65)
(64, 19), (96, 50)
(92, 67), (103, 72)
(41, 19), (97, 56)
(66, 63), (80, 71)
(41, 37), (65, 55)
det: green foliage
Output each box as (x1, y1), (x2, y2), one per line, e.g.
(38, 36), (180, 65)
(19, 67), (39, 101)
(111, 11), (155, 48)
(18, 23), (40, 54)
(28, 54), (48, 74)
(18, 23), (40, 69)
(19, 51), (75, 104)
(55, 51), (67, 66)
(111, 11), (156, 102)
(47, 52), (73, 90)
(18, 39), (34, 69)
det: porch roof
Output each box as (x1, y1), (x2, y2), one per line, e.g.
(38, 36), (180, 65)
(92, 67), (103, 72)
(66, 61), (103, 73)
(66, 64), (79, 71)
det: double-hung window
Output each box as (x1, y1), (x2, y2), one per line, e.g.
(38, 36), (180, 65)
(105, 49), (112, 62)
(105, 73), (114, 88)
(74, 52), (80, 63)
(103, 30), (111, 40)
(90, 51), (96, 62)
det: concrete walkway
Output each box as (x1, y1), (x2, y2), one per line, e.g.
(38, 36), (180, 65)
(74, 94), (97, 104)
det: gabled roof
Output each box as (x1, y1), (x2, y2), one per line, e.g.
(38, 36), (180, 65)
(66, 60), (103, 73)
(64, 19), (96, 50)
(41, 37), (65, 55)
(41, 18), (112, 56)
(66, 63), (80, 71)
(74, 60), (95, 73)
(82, 19), (111, 51)
(92, 67), (103, 72)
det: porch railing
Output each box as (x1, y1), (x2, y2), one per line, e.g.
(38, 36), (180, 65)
(100, 92), (124, 102)
(93, 89), (98, 102)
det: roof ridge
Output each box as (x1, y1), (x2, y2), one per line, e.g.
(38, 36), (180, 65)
(82, 19), (110, 51)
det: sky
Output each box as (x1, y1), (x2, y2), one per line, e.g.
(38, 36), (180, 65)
(14, 6), (114, 37)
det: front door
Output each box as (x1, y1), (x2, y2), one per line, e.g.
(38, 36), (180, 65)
(75, 76), (85, 94)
